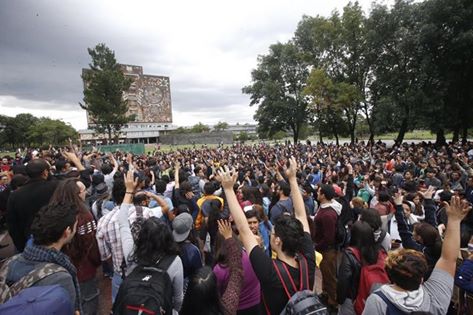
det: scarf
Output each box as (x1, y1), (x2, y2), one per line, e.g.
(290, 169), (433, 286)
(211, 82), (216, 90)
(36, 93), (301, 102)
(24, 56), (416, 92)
(23, 244), (82, 313)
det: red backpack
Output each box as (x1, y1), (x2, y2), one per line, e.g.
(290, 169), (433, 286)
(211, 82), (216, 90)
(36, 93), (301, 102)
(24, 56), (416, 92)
(348, 247), (389, 315)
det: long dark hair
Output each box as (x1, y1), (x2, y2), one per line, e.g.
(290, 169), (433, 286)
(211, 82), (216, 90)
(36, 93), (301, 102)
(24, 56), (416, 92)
(207, 199), (223, 243)
(131, 217), (179, 265)
(50, 178), (91, 262)
(180, 266), (223, 315)
(350, 220), (379, 265)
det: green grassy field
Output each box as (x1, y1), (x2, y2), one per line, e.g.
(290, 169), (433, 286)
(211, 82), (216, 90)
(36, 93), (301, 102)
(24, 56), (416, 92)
(1, 130), (468, 156)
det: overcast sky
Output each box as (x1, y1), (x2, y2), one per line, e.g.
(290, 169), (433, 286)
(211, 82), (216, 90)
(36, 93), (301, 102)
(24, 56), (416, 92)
(0, 0), (386, 130)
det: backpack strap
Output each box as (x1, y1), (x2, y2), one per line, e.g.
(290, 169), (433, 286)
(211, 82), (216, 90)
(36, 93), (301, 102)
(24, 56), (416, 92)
(373, 290), (406, 315)
(348, 247), (361, 263)
(297, 254), (310, 291)
(0, 262), (67, 303)
(155, 255), (176, 271)
(273, 259), (296, 299)
(273, 254), (309, 299)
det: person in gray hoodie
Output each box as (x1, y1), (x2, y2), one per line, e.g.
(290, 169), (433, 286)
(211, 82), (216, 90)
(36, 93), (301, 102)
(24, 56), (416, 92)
(363, 195), (471, 314)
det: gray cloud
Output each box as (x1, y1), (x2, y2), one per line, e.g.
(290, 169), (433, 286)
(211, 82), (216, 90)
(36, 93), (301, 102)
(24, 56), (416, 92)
(0, 0), (377, 129)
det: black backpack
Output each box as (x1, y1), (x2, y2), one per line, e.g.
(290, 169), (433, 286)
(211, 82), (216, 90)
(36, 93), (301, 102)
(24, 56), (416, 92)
(334, 215), (350, 249)
(113, 255), (176, 315)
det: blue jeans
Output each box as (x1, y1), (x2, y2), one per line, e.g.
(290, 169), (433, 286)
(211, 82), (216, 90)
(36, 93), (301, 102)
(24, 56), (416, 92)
(111, 272), (123, 303)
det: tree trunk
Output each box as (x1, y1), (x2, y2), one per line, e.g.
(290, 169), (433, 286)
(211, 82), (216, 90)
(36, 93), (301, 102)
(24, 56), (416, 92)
(435, 129), (446, 146)
(107, 126), (112, 144)
(366, 117), (375, 144)
(290, 124), (298, 144)
(350, 126), (356, 145)
(452, 127), (460, 143)
(395, 117), (408, 144)
(332, 125), (339, 146)
(461, 126), (468, 144)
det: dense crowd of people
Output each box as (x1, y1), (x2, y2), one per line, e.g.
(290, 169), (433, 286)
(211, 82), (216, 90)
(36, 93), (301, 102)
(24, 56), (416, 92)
(0, 139), (473, 315)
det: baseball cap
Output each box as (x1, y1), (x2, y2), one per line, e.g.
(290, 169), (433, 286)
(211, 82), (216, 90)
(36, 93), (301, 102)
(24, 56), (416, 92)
(172, 213), (193, 242)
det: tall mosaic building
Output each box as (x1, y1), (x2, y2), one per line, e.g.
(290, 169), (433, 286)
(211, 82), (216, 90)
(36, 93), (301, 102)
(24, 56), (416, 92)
(79, 64), (175, 144)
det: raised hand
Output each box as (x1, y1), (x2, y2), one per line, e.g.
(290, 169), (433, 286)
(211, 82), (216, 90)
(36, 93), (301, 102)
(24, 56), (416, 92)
(124, 170), (139, 193)
(445, 196), (471, 221)
(393, 191), (403, 206)
(218, 219), (233, 240)
(419, 186), (436, 199)
(285, 156), (298, 179)
(217, 166), (238, 190)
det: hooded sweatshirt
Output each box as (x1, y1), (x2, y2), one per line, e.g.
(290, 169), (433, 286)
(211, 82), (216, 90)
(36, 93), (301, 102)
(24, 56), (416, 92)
(313, 200), (342, 251)
(362, 268), (453, 315)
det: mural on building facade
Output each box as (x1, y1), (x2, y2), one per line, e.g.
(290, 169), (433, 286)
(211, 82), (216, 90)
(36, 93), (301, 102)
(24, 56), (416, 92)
(84, 64), (172, 126)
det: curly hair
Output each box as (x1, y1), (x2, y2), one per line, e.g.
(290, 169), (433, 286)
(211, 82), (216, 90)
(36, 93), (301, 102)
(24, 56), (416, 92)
(385, 248), (428, 291)
(131, 217), (179, 265)
(274, 215), (304, 257)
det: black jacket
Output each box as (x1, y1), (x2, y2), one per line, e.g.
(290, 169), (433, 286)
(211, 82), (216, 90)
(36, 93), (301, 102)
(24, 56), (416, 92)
(337, 249), (361, 304)
(6, 177), (58, 251)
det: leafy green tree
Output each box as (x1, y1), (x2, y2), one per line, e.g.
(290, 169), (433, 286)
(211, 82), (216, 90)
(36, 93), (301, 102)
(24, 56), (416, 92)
(295, 3), (371, 143)
(174, 126), (190, 134)
(28, 118), (77, 146)
(80, 43), (133, 144)
(238, 131), (250, 141)
(367, 1), (425, 144)
(190, 122), (210, 133)
(243, 42), (309, 143)
(1, 114), (39, 148)
(416, 0), (473, 144)
(304, 69), (352, 145)
(213, 121), (229, 132)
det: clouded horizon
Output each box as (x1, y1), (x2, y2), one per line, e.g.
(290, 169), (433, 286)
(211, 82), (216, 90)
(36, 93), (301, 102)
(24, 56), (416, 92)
(0, 0), (385, 130)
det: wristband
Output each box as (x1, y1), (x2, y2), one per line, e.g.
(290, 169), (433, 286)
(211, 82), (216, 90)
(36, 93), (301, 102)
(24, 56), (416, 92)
(125, 192), (134, 194)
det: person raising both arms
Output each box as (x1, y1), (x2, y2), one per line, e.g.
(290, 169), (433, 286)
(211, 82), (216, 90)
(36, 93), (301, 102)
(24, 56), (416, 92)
(217, 157), (317, 315)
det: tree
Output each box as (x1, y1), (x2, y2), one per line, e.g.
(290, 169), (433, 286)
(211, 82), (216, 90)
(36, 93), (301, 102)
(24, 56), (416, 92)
(295, 3), (371, 143)
(243, 42), (309, 143)
(28, 118), (77, 146)
(80, 43), (133, 144)
(1, 114), (39, 148)
(367, 1), (425, 144)
(0, 114), (77, 149)
(190, 122), (210, 133)
(304, 69), (351, 145)
(416, 0), (473, 144)
(213, 121), (229, 132)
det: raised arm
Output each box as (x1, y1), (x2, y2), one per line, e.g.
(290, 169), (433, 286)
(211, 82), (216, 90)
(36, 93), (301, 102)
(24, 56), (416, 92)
(419, 186), (438, 227)
(218, 220), (243, 315)
(148, 192), (174, 221)
(217, 167), (259, 254)
(286, 157), (310, 233)
(108, 152), (119, 173)
(435, 196), (471, 277)
(174, 161), (180, 189)
(118, 170), (139, 262)
(393, 192), (422, 251)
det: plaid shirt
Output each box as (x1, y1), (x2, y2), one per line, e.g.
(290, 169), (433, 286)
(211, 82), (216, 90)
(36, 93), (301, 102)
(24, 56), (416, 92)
(96, 205), (153, 274)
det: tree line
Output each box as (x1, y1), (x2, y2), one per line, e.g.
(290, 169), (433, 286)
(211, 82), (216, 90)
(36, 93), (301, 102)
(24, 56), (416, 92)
(0, 114), (78, 149)
(243, 0), (473, 145)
